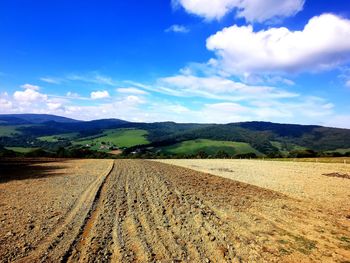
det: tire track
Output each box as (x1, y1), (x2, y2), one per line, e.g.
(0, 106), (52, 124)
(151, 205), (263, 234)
(15, 161), (114, 263)
(63, 162), (115, 262)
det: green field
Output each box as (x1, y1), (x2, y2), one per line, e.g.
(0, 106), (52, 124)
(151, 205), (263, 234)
(0, 126), (23, 137)
(74, 129), (149, 149)
(37, 133), (78, 142)
(326, 148), (350, 154)
(161, 139), (262, 156)
(270, 141), (307, 156)
(5, 147), (39, 153)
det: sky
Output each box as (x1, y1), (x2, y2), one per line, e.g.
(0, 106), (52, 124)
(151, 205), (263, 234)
(0, 0), (350, 127)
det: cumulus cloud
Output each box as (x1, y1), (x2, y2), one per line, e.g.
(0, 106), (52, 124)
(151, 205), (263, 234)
(236, 0), (304, 23)
(14, 88), (48, 104)
(90, 90), (110, 99)
(165, 24), (190, 33)
(0, 98), (12, 109)
(20, 84), (40, 91)
(206, 14), (350, 74)
(117, 87), (148, 95)
(173, 0), (304, 22)
(47, 102), (63, 111)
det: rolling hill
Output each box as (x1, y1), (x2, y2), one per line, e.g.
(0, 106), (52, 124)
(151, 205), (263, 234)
(1, 114), (350, 158)
(0, 114), (81, 124)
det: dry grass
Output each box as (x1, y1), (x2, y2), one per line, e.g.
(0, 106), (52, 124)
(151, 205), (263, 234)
(158, 159), (350, 213)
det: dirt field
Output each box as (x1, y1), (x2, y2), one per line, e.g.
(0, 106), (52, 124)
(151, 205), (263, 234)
(0, 158), (114, 262)
(157, 159), (350, 214)
(1, 159), (350, 262)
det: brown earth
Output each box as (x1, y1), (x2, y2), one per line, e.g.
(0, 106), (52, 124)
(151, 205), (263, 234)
(1, 159), (350, 262)
(159, 159), (350, 216)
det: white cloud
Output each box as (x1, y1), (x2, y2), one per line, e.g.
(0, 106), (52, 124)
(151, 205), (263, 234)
(117, 87), (148, 95)
(0, 98), (12, 109)
(236, 0), (304, 23)
(207, 14), (350, 75)
(157, 74), (297, 101)
(125, 95), (145, 104)
(20, 84), (40, 91)
(68, 73), (116, 86)
(173, 0), (304, 22)
(165, 24), (190, 33)
(66, 91), (80, 98)
(47, 102), (63, 111)
(14, 88), (48, 104)
(90, 90), (110, 99)
(1, 82), (347, 127)
(40, 77), (61, 84)
(326, 115), (350, 128)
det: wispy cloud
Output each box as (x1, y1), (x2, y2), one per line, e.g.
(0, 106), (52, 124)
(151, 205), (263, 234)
(67, 73), (117, 86)
(165, 24), (190, 33)
(40, 77), (62, 84)
(117, 87), (149, 95)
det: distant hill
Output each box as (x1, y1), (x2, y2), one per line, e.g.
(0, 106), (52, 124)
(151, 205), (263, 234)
(0, 114), (81, 124)
(1, 114), (350, 158)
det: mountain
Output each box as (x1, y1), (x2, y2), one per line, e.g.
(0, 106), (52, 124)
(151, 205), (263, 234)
(0, 114), (81, 124)
(1, 114), (350, 158)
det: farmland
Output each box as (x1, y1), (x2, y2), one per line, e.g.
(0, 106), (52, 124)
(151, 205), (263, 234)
(1, 159), (350, 262)
(74, 129), (149, 150)
(4, 147), (39, 153)
(37, 133), (78, 142)
(0, 126), (22, 137)
(160, 139), (262, 156)
(158, 159), (350, 213)
(2, 114), (350, 158)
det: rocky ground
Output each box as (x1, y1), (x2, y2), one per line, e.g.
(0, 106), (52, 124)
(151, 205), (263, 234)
(1, 159), (350, 262)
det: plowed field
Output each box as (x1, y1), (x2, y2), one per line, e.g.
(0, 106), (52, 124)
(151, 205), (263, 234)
(1, 159), (350, 262)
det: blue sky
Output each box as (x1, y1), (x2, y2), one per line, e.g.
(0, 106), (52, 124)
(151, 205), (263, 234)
(0, 0), (350, 127)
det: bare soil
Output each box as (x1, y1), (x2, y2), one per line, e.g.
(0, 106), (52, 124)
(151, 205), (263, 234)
(1, 159), (350, 262)
(159, 159), (350, 215)
(0, 158), (114, 262)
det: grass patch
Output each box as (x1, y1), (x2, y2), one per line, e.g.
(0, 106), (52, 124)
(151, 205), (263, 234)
(326, 148), (350, 154)
(0, 126), (23, 137)
(37, 133), (78, 142)
(270, 141), (307, 156)
(161, 139), (262, 156)
(74, 129), (149, 149)
(293, 235), (317, 255)
(339, 236), (350, 243)
(5, 147), (39, 153)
